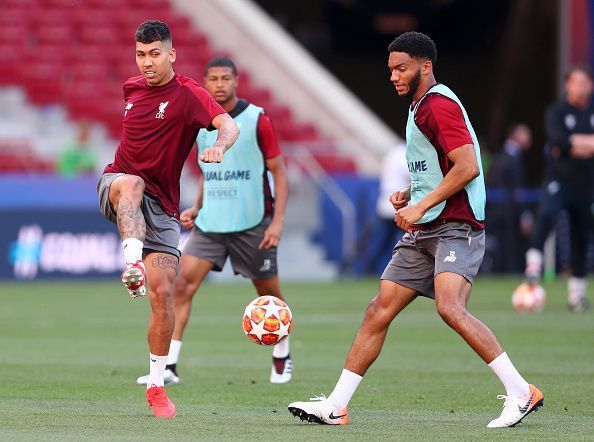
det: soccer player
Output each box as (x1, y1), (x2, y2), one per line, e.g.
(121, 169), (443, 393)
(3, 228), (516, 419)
(97, 21), (239, 418)
(287, 32), (543, 428)
(135, 56), (291, 386)
(523, 66), (594, 311)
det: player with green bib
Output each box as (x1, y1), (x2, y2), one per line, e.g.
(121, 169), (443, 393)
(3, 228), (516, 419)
(136, 56), (291, 386)
(288, 32), (543, 429)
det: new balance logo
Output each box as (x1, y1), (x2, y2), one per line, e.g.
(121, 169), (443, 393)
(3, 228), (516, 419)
(259, 259), (271, 272)
(156, 101), (169, 119)
(443, 251), (457, 262)
(124, 102), (133, 116)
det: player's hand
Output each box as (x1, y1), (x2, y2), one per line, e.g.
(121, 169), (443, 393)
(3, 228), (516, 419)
(200, 145), (225, 163)
(394, 204), (424, 232)
(258, 220), (283, 250)
(390, 187), (410, 210)
(180, 207), (198, 229)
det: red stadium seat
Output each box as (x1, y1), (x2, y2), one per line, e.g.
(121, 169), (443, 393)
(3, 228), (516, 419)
(85, 0), (123, 7)
(0, 25), (30, 45)
(66, 44), (116, 64)
(20, 62), (64, 104)
(36, 25), (73, 45)
(23, 44), (68, 64)
(0, 8), (32, 27)
(0, 45), (21, 85)
(39, 0), (79, 6)
(29, 8), (73, 26)
(80, 25), (122, 45)
(127, 0), (170, 9)
(2, 0), (39, 7)
(71, 8), (118, 27)
(67, 63), (112, 82)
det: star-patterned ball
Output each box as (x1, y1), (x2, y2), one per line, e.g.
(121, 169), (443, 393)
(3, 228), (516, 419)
(242, 295), (293, 345)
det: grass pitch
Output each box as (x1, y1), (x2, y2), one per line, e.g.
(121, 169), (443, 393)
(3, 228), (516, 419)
(0, 277), (592, 441)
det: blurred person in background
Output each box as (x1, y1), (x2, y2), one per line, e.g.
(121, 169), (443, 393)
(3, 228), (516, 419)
(135, 56), (292, 387)
(523, 66), (594, 312)
(288, 31), (543, 429)
(57, 120), (97, 177)
(487, 123), (533, 272)
(341, 140), (409, 275)
(96, 21), (238, 418)
(371, 140), (408, 271)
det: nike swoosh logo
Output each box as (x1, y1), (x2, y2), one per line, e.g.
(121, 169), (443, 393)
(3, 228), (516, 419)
(518, 392), (535, 414)
(329, 411), (347, 420)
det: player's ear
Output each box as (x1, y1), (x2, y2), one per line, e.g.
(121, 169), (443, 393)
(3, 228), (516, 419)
(169, 47), (176, 63)
(421, 60), (432, 76)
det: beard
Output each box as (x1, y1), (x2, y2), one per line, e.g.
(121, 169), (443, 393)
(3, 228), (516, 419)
(404, 68), (422, 99)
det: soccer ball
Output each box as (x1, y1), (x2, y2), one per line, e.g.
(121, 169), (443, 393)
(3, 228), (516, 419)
(512, 283), (546, 312)
(242, 295), (293, 345)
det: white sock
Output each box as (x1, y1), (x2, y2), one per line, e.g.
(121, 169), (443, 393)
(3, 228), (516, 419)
(122, 238), (143, 265)
(272, 336), (290, 358)
(525, 248), (542, 277)
(167, 340), (182, 365)
(146, 353), (167, 388)
(488, 352), (530, 397)
(327, 369), (363, 409)
(568, 277), (587, 304)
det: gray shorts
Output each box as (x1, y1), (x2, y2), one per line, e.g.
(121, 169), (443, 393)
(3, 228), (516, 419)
(381, 221), (485, 299)
(97, 173), (181, 258)
(182, 218), (277, 280)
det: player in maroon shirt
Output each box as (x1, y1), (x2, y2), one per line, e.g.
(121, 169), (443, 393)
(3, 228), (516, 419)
(135, 56), (292, 387)
(97, 21), (239, 418)
(288, 32), (542, 429)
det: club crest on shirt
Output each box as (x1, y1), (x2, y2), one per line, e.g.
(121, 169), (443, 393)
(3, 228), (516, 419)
(156, 101), (169, 119)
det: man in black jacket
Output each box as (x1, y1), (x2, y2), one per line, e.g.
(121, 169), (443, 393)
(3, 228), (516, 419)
(524, 66), (594, 311)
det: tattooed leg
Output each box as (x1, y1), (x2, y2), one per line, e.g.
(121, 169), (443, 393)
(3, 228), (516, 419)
(109, 175), (146, 241)
(117, 197), (146, 241)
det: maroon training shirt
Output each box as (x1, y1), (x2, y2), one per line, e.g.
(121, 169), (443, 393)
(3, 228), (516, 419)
(104, 73), (226, 218)
(256, 110), (281, 217)
(413, 90), (485, 229)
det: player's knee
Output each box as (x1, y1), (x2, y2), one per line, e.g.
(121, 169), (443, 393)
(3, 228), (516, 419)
(365, 295), (392, 326)
(173, 274), (196, 302)
(118, 175), (145, 201)
(436, 300), (465, 327)
(150, 285), (173, 310)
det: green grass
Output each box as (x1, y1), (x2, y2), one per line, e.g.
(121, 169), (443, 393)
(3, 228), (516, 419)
(0, 277), (593, 441)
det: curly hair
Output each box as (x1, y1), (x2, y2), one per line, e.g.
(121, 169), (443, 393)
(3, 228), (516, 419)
(388, 32), (437, 65)
(135, 20), (171, 44)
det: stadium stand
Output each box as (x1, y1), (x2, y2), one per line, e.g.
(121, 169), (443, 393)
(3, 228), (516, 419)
(0, 0), (358, 173)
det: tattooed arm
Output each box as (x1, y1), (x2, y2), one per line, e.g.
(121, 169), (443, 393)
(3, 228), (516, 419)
(200, 113), (239, 163)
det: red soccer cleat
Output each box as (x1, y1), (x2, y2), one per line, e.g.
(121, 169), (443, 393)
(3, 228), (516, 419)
(121, 260), (146, 299)
(146, 385), (176, 418)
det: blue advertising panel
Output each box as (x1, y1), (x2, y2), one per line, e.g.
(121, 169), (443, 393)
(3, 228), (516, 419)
(2, 209), (123, 280)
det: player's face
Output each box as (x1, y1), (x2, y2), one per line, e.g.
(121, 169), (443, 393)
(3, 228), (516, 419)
(203, 67), (238, 105)
(565, 70), (593, 106)
(135, 40), (176, 86)
(389, 52), (423, 99)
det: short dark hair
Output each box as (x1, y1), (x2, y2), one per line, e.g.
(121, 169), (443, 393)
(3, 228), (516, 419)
(135, 20), (171, 44)
(204, 56), (238, 76)
(564, 64), (593, 81)
(388, 32), (437, 65)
